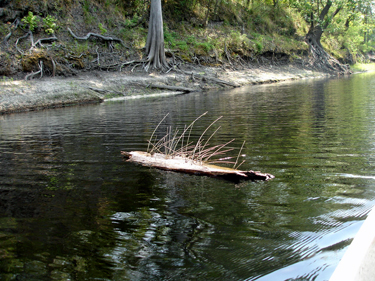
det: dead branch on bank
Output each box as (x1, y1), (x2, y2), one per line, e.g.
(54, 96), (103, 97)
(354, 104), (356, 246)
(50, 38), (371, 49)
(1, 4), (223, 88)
(2, 18), (20, 46)
(67, 28), (128, 48)
(15, 31), (32, 54)
(33, 36), (58, 48)
(14, 30), (58, 54)
(148, 83), (198, 93)
(86, 86), (125, 96)
(119, 60), (146, 72)
(25, 60), (43, 80)
(175, 68), (240, 88)
(121, 113), (274, 182)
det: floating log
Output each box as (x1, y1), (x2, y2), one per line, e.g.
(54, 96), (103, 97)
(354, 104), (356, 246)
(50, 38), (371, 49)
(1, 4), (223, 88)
(121, 151), (274, 181)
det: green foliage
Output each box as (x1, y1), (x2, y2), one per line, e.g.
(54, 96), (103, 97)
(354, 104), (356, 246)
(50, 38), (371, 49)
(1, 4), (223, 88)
(22, 11), (39, 32)
(196, 42), (213, 53)
(98, 23), (107, 34)
(83, 0), (90, 13)
(22, 12), (58, 34)
(164, 27), (214, 55)
(43, 15), (57, 34)
(0, 23), (7, 37)
(72, 41), (89, 54)
(118, 26), (146, 49)
(1, 76), (14, 83)
(124, 14), (140, 27)
(228, 30), (251, 50)
(83, 0), (95, 24)
(4, 0), (375, 76)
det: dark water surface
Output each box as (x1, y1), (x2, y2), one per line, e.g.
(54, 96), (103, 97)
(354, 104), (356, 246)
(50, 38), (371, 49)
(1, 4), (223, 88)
(1, 72), (375, 280)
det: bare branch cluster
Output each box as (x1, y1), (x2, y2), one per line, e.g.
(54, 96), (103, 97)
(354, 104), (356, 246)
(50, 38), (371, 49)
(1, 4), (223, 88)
(147, 112), (246, 170)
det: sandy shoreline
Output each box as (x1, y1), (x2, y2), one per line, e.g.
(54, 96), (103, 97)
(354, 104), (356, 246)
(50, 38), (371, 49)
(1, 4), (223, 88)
(0, 64), (332, 114)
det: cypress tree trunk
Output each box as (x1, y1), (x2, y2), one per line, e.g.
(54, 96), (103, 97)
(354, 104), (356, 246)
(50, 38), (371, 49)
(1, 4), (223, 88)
(305, 2), (350, 74)
(306, 25), (324, 51)
(145, 0), (168, 71)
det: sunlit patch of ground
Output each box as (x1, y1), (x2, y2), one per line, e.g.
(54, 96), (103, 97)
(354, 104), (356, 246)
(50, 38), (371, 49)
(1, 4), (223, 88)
(351, 63), (375, 72)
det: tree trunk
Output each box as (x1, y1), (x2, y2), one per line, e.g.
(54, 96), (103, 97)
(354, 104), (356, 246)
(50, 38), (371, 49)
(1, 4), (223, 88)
(305, 1), (350, 74)
(203, 0), (214, 27)
(306, 25), (324, 50)
(145, 0), (168, 71)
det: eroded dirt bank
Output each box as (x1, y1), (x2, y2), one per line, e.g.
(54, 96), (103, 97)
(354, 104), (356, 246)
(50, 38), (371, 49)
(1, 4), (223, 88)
(0, 64), (332, 114)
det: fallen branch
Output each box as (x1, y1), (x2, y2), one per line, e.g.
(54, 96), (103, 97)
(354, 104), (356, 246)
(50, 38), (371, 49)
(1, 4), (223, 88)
(51, 58), (56, 77)
(203, 76), (240, 87)
(148, 83), (198, 93)
(33, 36), (58, 48)
(176, 68), (240, 88)
(25, 61), (43, 80)
(15, 31), (32, 54)
(86, 86), (127, 97)
(2, 18), (20, 46)
(68, 28), (127, 48)
(120, 60), (146, 71)
(224, 42), (235, 69)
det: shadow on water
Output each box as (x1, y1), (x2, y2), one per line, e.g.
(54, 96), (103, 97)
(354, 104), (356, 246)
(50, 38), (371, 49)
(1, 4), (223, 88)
(1, 72), (375, 280)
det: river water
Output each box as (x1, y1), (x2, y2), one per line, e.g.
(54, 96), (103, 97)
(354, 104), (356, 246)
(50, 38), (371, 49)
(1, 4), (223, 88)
(1, 72), (375, 280)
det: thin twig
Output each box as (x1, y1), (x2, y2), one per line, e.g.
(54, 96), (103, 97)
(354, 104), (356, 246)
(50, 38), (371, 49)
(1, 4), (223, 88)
(191, 116), (222, 159)
(233, 140), (246, 169)
(147, 113), (169, 153)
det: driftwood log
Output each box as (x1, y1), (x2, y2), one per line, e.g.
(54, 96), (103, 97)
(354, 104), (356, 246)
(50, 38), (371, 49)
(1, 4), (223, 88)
(121, 151), (274, 181)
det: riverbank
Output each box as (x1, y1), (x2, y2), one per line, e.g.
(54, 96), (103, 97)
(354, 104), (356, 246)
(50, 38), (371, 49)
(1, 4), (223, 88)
(0, 63), (332, 114)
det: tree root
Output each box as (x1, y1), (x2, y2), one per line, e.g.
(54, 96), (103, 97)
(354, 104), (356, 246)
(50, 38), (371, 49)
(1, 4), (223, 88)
(15, 30), (58, 55)
(308, 42), (351, 75)
(15, 31), (32, 54)
(33, 36), (58, 48)
(25, 61), (43, 80)
(2, 18), (20, 46)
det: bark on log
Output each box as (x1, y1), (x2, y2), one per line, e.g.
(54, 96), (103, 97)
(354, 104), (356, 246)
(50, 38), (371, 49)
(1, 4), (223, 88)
(121, 151), (274, 181)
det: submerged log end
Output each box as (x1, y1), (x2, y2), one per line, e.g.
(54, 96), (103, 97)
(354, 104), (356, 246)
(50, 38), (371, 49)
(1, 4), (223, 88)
(121, 151), (132, 159)
(244, 170), (275, 181)
(220, 170), (274, 182)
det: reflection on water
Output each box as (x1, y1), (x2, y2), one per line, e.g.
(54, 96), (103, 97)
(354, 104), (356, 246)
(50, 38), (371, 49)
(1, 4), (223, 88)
(1, 73), (375, 280)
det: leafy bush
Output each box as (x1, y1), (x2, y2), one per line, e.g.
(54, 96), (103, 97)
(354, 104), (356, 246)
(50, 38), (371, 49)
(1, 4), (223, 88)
(98, 23), (107, 34)
(228, 30), (250, 50)
(43, 15), (57, 35)
(22, 12), (39, 32)
(196, 42), (213, 53)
